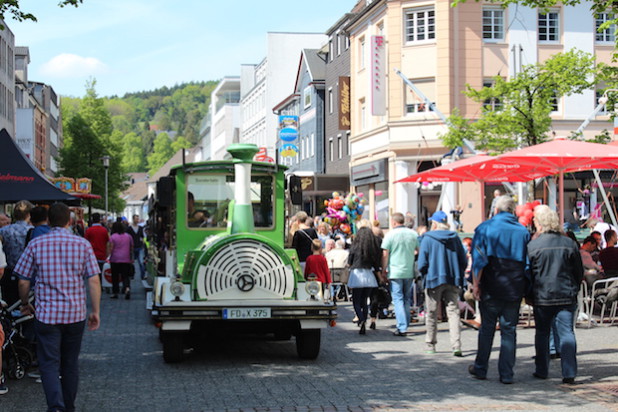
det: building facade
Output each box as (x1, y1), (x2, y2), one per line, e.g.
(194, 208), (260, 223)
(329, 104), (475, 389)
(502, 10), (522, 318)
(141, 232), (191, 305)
(0, 23), (15, 138)
(240, 32), (326, 162)
(347, 0), (616, 230)
(210, 77), (241, 160)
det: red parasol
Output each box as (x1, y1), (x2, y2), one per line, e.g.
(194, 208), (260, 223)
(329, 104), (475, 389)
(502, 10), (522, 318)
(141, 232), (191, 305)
(496, 137), (618, 223)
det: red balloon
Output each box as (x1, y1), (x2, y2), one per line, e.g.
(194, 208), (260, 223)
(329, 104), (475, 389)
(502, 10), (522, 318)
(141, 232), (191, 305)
(532, 200), (541, 207)
(525, 202), (534, 211)
(518, 216), (530, 226)
(524, 209), (534, 219)
(515, 204), (526, 217)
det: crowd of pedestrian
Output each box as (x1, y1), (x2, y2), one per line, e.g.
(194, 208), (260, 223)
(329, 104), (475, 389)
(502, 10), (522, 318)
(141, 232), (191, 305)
(292, 192), (591, 385)
(0, 201), (147, 410)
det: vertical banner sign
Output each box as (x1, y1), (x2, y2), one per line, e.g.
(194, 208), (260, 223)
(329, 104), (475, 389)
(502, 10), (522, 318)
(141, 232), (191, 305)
(371, 35), (386, 116)
(278, 115), (299, 158)
(338, 76), (351, 130)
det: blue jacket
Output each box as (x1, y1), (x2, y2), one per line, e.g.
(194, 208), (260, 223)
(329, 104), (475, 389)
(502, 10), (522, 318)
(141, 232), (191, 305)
(417, 230), (468, 290)
(472, 212), (531, 301)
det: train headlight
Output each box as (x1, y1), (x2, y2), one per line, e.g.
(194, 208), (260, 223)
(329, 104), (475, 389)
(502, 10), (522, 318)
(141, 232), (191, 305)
(170, 281), (186, 298)
(305, 281), (321, 298)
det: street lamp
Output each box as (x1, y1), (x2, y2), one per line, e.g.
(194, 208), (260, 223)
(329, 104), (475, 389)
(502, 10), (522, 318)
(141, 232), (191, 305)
(102, 155), (110, 222)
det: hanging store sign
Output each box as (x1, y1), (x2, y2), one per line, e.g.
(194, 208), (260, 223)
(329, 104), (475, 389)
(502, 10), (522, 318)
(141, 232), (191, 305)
(371, 35), (386, 116)
(280, 143), (299, 158)
(254, 147), (274, 163)
(278, 115), (299, 142)
(339, 76), (351, 130)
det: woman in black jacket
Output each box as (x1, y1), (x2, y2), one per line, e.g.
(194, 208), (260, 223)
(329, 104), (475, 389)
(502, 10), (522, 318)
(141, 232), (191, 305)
(347, 227), (382, 334)
(528, 205), (583, 385)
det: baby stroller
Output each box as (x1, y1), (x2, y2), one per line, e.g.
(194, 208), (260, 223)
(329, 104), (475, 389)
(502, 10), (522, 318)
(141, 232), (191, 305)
(1, 298), (35, 380)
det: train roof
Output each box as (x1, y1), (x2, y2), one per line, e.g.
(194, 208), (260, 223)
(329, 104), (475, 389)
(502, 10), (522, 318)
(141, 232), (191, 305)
(169, 159), (287, 176)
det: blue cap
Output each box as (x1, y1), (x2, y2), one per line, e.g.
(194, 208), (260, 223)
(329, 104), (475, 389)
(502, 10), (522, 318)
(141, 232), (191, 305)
(429, 210), (448, 223)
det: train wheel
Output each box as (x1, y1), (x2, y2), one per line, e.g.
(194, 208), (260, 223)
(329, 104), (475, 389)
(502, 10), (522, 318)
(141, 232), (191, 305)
(296, 329), (320, 359)
(162, 333), (184, 363)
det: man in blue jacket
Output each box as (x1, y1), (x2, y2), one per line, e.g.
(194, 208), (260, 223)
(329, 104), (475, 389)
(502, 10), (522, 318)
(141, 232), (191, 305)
(417, 210), (467, 356)
(469, 195), (530, 384)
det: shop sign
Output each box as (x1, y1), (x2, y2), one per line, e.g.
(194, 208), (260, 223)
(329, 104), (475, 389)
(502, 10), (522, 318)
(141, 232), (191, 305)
(278, 115), (299, 142)
(371, 35), (386, 116)
(350, 159), (388, 186)
(338, 76), (351, 130)
(280, 143), (299, 158)
(254, 147), (274, 163)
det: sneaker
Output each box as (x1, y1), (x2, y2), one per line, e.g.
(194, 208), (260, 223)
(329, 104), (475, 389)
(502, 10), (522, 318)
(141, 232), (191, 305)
(453, 350), (463, 357)
(0, 374), (8, 395)
(27, 371), (41, 379)
(425, 344), (436, 354)
(562, 377), (575, 385)
(468, 365), (486, 380)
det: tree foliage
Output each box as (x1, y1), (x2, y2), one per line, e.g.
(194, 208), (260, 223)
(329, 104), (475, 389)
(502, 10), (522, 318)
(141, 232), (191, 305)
(0, 0), (82, 26)
(441, 50), (599, 152)
(147, 132), (174, 175)
(59, 80), (127, 213)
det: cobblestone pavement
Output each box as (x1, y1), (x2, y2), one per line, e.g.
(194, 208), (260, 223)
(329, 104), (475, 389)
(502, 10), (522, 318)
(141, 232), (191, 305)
(2, 280), (618, 412)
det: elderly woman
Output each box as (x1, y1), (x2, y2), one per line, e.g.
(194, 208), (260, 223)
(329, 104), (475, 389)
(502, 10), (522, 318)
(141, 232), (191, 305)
(528, 205), (583, 385)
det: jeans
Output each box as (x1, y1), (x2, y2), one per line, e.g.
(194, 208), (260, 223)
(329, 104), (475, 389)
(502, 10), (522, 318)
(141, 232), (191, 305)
(472, 299), (520, 382)
(549, 319), (560, 355)
(35, 319), (86, 412)
(133, 247), (145, 278)
(425, 284), (461, 350)
(351, 287), (375, 323)
(391, 278), (413, 333)
(533, 304), (577, 379)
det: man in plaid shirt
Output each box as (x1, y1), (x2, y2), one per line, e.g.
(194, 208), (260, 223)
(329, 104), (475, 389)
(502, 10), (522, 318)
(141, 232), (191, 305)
(15, 203), (101, 412)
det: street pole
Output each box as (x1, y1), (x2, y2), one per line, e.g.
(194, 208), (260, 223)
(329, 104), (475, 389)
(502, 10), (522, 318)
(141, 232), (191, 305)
(102, 155), (110, 223)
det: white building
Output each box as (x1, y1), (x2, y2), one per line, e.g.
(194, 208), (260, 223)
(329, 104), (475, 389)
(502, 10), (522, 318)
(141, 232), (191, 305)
(0, 22), (15, 138)
(210, 77), (241, 160)
(240, 32), (326, 159)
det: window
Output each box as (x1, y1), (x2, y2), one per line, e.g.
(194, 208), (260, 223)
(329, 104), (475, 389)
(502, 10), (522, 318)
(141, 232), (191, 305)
(360, 98), (366, 130)
(337, 135), (342, 159)
(329, 38), (334, 62)
(359, 36), (366, 69)
(347, 132), (351, 156)
(539, 10), (560, 42)
(405, 79), (435, 114)
(482, 80), (503, 111)
(186, 174), (274, 229)
(328, 88), (333, 114)
(549, 91), (559, 112)
(596, 90), (609, 115)
(483, 7), (504, 42)
(596, 13), (616, 43)
(310, 133), (315, 157)
(303, 87), (312, 109)
(337, 33), (342, 56)
(345, 35), (350, 50)
(329, 138), (334, 162)
(404, 8), (435, 43)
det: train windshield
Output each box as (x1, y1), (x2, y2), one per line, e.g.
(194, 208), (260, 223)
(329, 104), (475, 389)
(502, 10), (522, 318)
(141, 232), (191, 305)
(186, 173), (274, 229)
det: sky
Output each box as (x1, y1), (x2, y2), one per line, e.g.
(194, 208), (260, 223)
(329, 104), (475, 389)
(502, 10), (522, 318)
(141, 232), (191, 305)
(9, 0), (356, 98)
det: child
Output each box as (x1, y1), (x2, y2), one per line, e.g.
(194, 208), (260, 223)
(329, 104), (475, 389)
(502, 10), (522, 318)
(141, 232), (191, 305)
(303, 239), (332, 291)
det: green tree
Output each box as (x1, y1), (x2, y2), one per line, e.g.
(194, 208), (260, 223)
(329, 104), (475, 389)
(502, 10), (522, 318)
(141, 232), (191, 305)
(441, 50), (598, 152)
(147, 132), (174, 175)
(0, 0), (81, 26)
(122, 132), (145, 172)
(58, 114), (109, 210)
(171, 136), (192, 153)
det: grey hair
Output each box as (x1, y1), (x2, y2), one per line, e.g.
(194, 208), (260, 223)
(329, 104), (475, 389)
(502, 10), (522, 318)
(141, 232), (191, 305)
(335, 239), (346, 249)
(431, 221), (450, 231)
(494, 195), (516, 215)
(534, 205), (561, 233)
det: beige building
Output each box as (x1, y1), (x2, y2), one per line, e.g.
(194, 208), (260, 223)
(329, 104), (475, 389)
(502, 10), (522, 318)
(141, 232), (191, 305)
(346, 0), (615, 230)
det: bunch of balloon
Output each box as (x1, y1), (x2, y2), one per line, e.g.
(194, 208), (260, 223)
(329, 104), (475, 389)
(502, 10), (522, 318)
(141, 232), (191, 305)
(323, 192), (348, 233)
(515, 200), (541, 227)
(342, 193), (366, 234)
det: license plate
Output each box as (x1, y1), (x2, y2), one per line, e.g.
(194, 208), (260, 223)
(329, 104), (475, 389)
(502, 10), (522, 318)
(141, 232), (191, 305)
(222, 308), (271, 319)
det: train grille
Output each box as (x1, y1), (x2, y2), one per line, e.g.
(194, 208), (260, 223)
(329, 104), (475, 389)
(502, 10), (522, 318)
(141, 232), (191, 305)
(196, 240), (295, 299)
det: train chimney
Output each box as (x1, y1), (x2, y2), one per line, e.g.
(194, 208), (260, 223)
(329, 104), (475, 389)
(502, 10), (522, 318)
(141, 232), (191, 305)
(227, 143), (259, 234)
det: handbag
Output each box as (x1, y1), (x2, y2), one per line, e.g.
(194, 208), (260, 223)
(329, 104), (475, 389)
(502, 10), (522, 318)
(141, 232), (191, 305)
(375, 285), (392, 306)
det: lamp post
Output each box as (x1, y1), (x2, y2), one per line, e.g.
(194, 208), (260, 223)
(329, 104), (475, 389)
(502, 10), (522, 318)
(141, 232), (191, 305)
(102, 155), (110, 222)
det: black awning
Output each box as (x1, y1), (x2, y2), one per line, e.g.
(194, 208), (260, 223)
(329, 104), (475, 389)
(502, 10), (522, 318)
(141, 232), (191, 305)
(0, 128), (75, 203)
